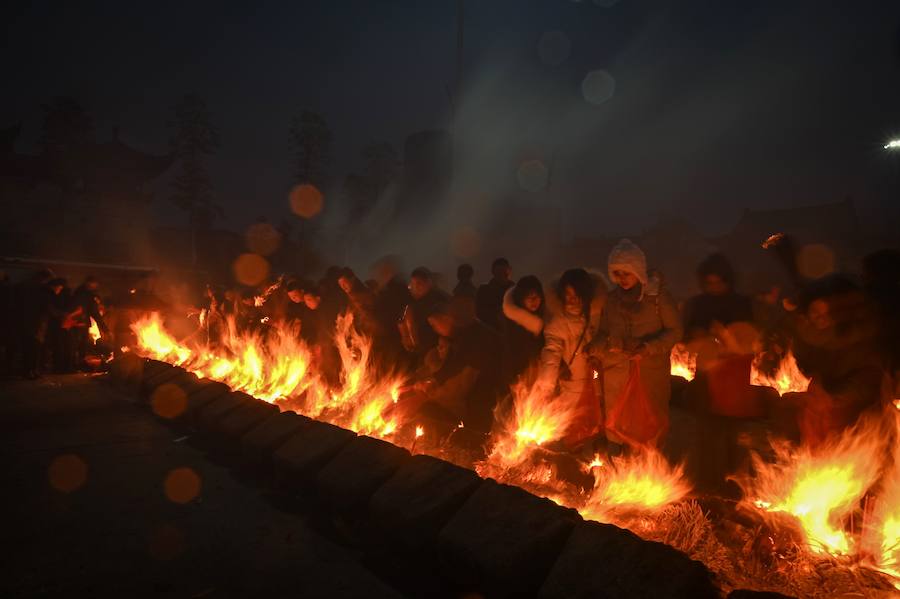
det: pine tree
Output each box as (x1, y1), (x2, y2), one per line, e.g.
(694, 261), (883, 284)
(168, 94), (220, 265)
(289, 110), (331, 188)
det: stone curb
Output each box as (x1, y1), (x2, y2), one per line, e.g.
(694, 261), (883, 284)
(315, 435), (411, 519)
(240, 411), (314, 466)
(114, 358), (797, 598)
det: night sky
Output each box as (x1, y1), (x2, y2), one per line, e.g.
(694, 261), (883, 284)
(4, 0), (900, 241)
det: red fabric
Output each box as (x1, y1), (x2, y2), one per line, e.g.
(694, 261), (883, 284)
(797, 381), (857, 448)
(62, 306), (84, 330)
(606, 360), (667, 446)
(563, 377), (603, 449)
(706, 354), (763, 418)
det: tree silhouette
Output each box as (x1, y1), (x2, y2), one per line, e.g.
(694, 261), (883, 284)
(343, 142), (399, 220)
(289, 110), (332, 188)
(168, 94), (220, 265)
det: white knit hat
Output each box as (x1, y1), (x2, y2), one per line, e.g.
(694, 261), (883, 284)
(607, 239), (648, 287)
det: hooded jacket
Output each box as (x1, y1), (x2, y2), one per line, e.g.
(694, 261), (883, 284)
(537, 272), (608, 392)
(593, 269), (682, 445)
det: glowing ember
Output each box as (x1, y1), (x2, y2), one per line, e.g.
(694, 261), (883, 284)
(581, 449), (691, 520)
(88, 318), (101, 344)
(750, 349), (810, 395)
(415, 425), (424, 438)
(254, 278), (283, 308)
(762, 232), (785, 249)
(669, 343), (697, 381)
(738, 417), (885, 555)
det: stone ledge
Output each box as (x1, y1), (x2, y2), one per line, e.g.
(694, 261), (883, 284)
(197, 392), (254, 431)
(315, 435), (411, 519)
(437, 479), (581, 598)
(538, 520), (719, 599)
(368, 454), (483, 554)
(215, 399), (279, 441)
(241, 411), (313, 465)
(273, 420), (356, 487)
(117, 357), (724, 597)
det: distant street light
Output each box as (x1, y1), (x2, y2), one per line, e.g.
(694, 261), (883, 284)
(884, 139), (900, 150)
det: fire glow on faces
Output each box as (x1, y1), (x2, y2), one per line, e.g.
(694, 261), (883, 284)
(563, 285), (582, 316)
(523, 291), (542, 313)
(611, 269), (638, 290)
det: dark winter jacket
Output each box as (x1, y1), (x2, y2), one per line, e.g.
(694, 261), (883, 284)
(476, 279), (514, 330)
(683, 292), (753, 341)
(500, 287), (544, 385)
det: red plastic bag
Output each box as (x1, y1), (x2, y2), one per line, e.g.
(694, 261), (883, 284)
(707, 354), (763, 418)
(605, 360), (667, 446)
(563, 377), (603, 449)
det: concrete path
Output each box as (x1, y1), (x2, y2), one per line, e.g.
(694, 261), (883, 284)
(0, 374), (406, 599)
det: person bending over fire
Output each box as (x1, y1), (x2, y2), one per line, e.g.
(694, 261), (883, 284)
(399, 267), (449, 368)
(791, 273), (884, 447)
(68, 276), (110, 369)
(399, 299), (501, 435)
(589, 240), (682, 455)
(536, 268), (606, 456)
(682, 253), (760, 494)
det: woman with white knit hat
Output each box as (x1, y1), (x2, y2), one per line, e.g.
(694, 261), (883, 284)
(590, 239), (682, 451)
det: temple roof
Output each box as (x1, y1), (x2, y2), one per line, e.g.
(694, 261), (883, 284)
(729, 198), (858, 242)
(72, 135), (175, 187)
(0, 127), (174, 191)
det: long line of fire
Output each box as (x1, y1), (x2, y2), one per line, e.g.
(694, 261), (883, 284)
(128, 311), (900, 593)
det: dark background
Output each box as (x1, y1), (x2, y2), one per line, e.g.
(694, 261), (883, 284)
(3, 0), (899, 279)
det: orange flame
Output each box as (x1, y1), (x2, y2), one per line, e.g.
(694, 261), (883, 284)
(131, 312), (312, 403)
(88, 318), (101, 344)
(738, 416), (886, 555)
(669, 343), (697, 381)
(483, 378), (580, 470)
(130, 311), (406, 440)
(581, 449), (691, 520)
(750, 349), (810, 395)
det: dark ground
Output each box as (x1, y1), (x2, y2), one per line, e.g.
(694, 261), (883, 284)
(0, 374), (407, 599)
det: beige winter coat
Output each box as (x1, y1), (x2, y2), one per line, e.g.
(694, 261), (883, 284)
(592, 275), (682, 443)
(537, 275), (607, 403)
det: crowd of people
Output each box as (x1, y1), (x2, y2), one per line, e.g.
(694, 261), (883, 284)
(186, 240), (900, 469)
(0, 270), (109, 379)
(4, 240), (899, 493)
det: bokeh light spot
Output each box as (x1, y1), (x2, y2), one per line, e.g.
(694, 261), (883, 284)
(582, 69), (616, 105)
(164, 467), (201, 504)
(245, 222), (282, 256)
(149, 523), (185, 561)
(151, 383), (187, 420)
(450, 227), (482, 259)
(233, 253), (270, 287)
(289, 184), (324, 219)
(517, 159), (549, 192)
(797, 243), (836, 279)
(48, 454), (87, 493)
(538, 31), (571, 66)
